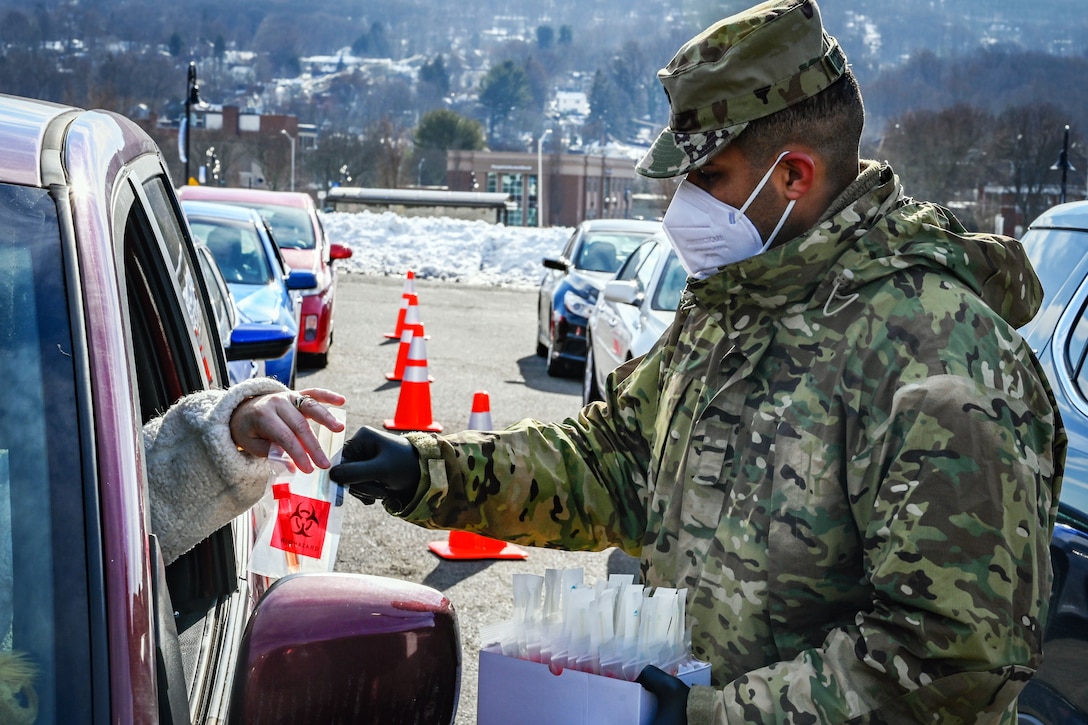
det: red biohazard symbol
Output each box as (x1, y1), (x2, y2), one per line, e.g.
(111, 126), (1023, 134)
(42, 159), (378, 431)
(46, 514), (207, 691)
(270, 483), (330, 559)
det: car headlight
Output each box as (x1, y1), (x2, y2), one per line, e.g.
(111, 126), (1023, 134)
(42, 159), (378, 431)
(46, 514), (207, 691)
(563, 290), (596, 319)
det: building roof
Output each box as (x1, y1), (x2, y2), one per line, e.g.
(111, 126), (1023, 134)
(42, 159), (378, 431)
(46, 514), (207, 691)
(326, 187), (512, 209)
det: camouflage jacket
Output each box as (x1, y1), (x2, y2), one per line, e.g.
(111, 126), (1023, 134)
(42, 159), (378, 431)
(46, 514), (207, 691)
(398, 162), (1066, 724)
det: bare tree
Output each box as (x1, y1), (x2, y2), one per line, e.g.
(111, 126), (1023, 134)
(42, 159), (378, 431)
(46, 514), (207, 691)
(987, 103), (1072, 227)
(877, 104), (992, 207)
(363, 116), (411, 189)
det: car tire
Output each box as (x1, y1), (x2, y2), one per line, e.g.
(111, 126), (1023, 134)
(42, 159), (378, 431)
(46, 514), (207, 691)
(583, 339), (602, 404)
(536, 340), (547, 357)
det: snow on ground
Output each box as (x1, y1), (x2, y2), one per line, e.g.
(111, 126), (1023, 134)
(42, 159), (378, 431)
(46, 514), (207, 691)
(321, 210), (573, 289)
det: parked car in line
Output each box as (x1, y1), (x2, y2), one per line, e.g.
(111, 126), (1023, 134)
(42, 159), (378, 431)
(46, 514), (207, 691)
(582, 234), (686, 404)
(183, 200), (311, 387)
(536, 218), (661, 377)
(194, 241), (260, 384)
(1011, 200), (1088, 724)
(176, 186), (353, 368)
(0, 92), (459, 724)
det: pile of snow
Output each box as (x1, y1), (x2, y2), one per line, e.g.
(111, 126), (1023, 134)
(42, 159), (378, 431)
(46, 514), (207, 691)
(322, 210), (573, 288)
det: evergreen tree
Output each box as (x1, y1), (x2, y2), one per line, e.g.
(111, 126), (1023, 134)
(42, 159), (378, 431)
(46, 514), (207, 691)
(536, 26), (555, 50)
(478, 60), (532, 144)
(419, 55), (451, 97)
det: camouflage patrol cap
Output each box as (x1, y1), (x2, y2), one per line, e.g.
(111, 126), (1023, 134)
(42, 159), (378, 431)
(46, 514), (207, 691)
(636, 0), (847, 178)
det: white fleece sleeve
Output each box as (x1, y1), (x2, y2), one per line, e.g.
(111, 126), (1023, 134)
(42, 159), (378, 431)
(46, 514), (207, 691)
(143, 377), (289, 564)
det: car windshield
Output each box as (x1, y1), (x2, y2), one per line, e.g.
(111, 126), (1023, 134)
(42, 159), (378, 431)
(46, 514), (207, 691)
(247, 204), (315, 250)
(0, 183), (93, 722)
(576, 232), (653, 273)
(191, 218), (276, 285)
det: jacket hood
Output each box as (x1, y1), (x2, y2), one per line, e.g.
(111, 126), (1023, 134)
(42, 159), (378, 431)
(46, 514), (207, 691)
(687, 161), (1043, 329)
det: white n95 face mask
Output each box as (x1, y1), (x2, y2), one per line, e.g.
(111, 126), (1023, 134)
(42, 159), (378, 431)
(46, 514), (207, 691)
(662, 150), (796, 280)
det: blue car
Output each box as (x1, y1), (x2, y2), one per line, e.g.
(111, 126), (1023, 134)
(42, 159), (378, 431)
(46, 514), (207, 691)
(182, 200), (314, 387)
(1016, 200), (1088, 724)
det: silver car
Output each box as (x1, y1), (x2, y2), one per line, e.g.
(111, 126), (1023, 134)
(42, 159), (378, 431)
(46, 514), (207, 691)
(536, 218), (662, 377)
(583, 234), (686, 404)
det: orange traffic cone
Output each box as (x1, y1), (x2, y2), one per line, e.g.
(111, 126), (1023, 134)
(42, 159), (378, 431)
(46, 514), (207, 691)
(384, 291), (416, 340)
(384, 271), (417, 339)
(386, 309), (429, 382)
(385, 326), (430, 383)
(427, 390), (528, 561)
(386, 327), (413, 381)
(428, 530), (528, 560)
(384, 336), (443, 432)
(468, 390), (493, 430)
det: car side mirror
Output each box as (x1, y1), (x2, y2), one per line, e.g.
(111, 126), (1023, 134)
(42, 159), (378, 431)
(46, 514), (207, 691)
(543, 258), (567, 271)
(285, 270), (319, 290)
(330, 242), (353, 261)
(603, 279), (640, 305)
(228, 572), (461, 725)
(227, 323), (296, 361)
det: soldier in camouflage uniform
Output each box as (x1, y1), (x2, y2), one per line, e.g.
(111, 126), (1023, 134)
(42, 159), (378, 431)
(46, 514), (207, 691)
(331, 1), (1066, 722)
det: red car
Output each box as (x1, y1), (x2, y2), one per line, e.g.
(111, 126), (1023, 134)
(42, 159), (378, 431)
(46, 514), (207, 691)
(0, 92), (458, 723)
(176, 186), (352, 367)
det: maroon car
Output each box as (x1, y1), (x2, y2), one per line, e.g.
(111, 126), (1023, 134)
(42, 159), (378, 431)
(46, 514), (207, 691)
(0, 92), (459, 724)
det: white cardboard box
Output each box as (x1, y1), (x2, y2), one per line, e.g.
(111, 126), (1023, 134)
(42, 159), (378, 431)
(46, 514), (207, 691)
(477, 647), (711, 725)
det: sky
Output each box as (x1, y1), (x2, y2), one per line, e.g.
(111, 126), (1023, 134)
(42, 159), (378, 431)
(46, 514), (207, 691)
(322, 211), (574, 288)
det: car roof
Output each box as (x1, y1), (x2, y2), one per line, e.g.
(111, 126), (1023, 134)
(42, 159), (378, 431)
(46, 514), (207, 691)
(1029, 200), (1088, 231)
(182, 199), (265, 225)
(0, 93), (162, 190)
(0, 94), (75, 187)
(578, 218), (662, 233)
(177, 185), (314, 210)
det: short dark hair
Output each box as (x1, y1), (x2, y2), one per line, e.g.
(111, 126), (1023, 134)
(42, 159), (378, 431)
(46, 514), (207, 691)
(734, 68), (864, 191)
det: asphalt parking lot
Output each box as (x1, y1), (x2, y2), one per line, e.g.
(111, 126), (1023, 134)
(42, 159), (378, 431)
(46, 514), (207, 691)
(299, 273), (640, 724)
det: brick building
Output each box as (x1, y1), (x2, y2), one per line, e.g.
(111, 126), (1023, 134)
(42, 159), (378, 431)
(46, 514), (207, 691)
(446, 149), (643, 227)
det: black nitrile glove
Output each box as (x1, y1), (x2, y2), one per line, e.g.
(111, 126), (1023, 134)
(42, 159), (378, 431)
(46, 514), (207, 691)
(329, 426), (421, 508)
(637, 665), (689, 725)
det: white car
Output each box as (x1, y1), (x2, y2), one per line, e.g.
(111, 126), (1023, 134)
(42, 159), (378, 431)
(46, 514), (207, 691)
(583, 234), (687, 403)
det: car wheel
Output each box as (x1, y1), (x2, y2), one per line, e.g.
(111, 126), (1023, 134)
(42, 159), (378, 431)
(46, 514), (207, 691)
(582, 338), (602, 405)
(536, 340), (547, 357)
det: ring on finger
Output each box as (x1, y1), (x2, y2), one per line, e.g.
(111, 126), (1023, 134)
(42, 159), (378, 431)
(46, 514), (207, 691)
(293, 394), (313, 410)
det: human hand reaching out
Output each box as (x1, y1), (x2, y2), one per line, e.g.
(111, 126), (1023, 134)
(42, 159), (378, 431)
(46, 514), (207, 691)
(229, 387), (346, 472)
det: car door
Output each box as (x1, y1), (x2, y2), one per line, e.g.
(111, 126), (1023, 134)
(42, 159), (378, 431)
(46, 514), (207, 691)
(101, 151), (250, 725)
(596, 240), (661, 373)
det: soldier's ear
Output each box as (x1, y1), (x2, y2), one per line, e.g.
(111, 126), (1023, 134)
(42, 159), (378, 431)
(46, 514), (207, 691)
(780, 151), (815, 200)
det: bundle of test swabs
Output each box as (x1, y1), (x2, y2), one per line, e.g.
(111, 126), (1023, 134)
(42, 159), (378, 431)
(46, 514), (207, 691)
(480, 568), (701, 681)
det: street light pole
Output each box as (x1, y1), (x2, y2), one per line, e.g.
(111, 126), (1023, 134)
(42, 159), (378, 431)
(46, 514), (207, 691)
(184, 62), (201, 185)
(281, 129), (296, 192)
(537, 128), (553, 227)
(1060, 125), (1070, 205)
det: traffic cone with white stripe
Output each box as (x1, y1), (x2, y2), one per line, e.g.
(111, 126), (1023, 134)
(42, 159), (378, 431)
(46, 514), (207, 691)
(468, 390), (493, 429)
(384, 290), (415, 340)
(383, 335), (443, 432)
(386, 306), (430, 381)
(427, 390), (528, 560)
(384, 271), (417, 339)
